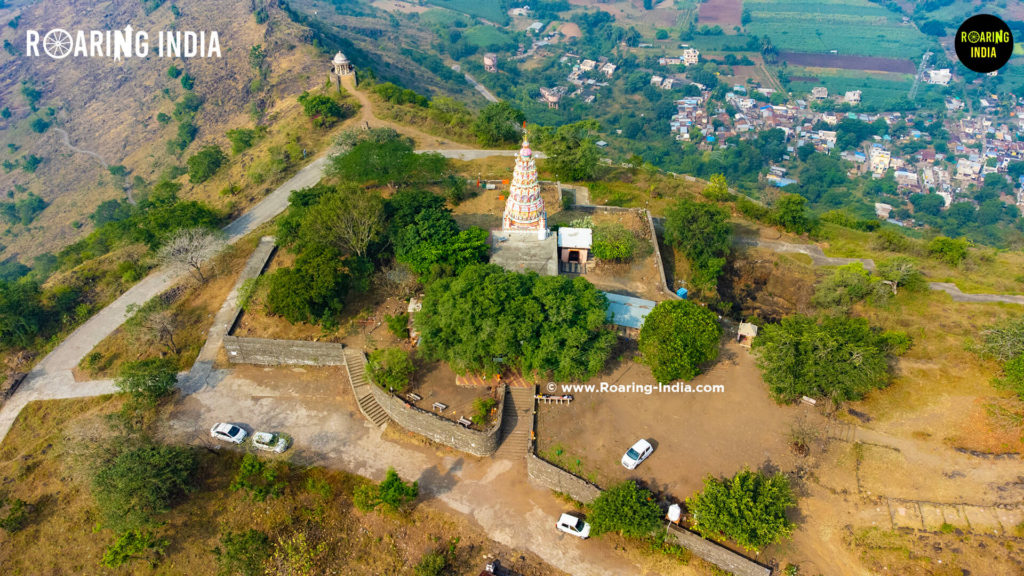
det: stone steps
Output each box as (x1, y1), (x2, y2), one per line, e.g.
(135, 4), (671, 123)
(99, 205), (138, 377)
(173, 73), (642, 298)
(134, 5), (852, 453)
(344, 349), (390, 428)
(495, 386), (535, 459)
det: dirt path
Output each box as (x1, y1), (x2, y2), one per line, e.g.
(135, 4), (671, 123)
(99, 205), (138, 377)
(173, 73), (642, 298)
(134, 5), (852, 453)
(929, 282), (1024, 304)
(340, 75), (464, 149)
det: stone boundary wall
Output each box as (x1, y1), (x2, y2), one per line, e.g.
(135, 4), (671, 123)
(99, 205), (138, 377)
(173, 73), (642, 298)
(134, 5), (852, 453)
(666, 524), (772, 576)
(368, 383), (505, 457)
(644, 209), (680, 300)
(525, 453), (602, 504)
(223, 336), (346, 366)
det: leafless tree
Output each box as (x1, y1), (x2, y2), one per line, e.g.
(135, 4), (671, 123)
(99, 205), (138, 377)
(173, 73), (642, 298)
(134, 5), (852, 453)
(157, 227), (226, 283)
(303, 186), (385, 257)
(124, 299), (182, 354)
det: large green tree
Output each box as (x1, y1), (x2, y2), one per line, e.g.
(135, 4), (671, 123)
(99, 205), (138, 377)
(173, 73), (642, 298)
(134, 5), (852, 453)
(394, 207), (489, 280)
(638, 299), (721, 382)
(663, 198), (731, 291)
(417, 264), (615, 381)
(540, 120), (600, 181)
(186, 145), (227, 184)
(587, 480), (662, 539)
(266, 247), (353, 324)
(472, 101), (525, 147)
(327, 138), (448, 190)
(752, 315), (907, 404)
(91, 440), (197, 532)
(686, 468), (795, 552)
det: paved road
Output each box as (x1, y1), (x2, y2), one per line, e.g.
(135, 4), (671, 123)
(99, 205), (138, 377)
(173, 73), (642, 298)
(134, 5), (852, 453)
(929, 282), (1024, 304)
(460, 69), (499, 103)
(424, 149), (546, 160)
(736, 237), (877, 270)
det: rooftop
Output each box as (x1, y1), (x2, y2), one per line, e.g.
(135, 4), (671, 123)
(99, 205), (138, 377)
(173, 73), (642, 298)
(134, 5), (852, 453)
(490, 230), (558, 276)
(603, 292), (656, 330)
(557, 227), (592, 249)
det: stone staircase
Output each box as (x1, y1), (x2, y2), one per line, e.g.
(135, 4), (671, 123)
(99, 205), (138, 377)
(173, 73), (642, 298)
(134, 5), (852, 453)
(344, 349), (390, 428)
(495, 385), (535, 458)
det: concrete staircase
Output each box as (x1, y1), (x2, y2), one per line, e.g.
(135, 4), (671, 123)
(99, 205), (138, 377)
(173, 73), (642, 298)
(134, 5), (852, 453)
(344, 349), (390, 428)
(495, 385), (535, 458)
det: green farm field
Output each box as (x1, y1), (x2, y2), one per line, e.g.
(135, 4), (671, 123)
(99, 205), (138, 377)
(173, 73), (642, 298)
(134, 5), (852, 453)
(462, 25), (516, 49)
(745, 0), (938, 58)
(424, 0), (509, 24)
(786, 66), (945, 107)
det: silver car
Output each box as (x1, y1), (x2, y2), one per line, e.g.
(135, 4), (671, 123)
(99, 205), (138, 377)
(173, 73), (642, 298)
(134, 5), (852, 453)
(210, 422), (247, 444)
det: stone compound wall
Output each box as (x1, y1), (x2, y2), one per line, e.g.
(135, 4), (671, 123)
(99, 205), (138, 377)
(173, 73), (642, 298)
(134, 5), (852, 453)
(223, 336), (346, 366)
(368, 383), (504, 457)
(525, 453), (602, 504)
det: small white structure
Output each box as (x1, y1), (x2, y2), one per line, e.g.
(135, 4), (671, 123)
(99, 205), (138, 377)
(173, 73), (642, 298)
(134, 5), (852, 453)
(580, 59), (597, 72)
(811, 86), (828, 100)
(332, 51), (354, 77)
(682, 47), (700, 66)
(557, 227), (592, 273)
(874, 202), (894, 219)
(483, 53), (498, 73)
(926, 68), (952, 85)
(844, 90), (861, 104)
(737, 322), (758, 348)
(600, 62), (617, 77)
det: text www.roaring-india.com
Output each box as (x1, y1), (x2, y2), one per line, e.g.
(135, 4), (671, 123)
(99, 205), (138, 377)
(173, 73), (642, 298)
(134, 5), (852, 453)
(552, 382), (725, 395)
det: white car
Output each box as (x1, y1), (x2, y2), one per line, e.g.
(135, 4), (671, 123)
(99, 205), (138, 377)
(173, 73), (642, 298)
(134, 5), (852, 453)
(621, 439), (654, 470)
(210, 422), (247, 444)
(555, 512), (591, 539)
(252, 431), (291, 453)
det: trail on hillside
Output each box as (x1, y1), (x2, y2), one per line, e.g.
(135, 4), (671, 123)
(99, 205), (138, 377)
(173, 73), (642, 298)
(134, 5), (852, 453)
(53, 127), (135, 204)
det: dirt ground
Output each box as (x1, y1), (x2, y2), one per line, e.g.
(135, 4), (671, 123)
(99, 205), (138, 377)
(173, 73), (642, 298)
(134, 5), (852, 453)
(536, 340), (812, 498)
(409, 361), (502, 429)
(697, 0), (744, 30)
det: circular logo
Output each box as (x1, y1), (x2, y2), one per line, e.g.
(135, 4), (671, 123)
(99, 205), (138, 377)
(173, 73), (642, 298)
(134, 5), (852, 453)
(954, 14), (1013, 74)
(42, 29), (73, 59)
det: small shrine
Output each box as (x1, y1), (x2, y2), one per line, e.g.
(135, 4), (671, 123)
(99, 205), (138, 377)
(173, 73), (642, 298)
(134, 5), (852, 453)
(490, 133), (558, 276)
(332, 51), (354, 77)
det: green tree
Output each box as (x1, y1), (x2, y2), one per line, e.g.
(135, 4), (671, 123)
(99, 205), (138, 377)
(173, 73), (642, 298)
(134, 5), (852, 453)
(353, 467), (418, 513)
(752, 315), (905, 405)
(927, 236), (969, 266)
(298, 185), (385, 257)
(638, 300), (722, 382)
(664, 198), (731, 291)
(772, 194), (815, 234)
(394, 206), (489, 280)
(328, 138), (448, 190)
(587, 480), (662, 538)
(417, 265), (615, 381)
(92, 441), (197, 533)
(472, 101), (525, 147)
(266, 247), (352, 324)
(226, 127), (261, 154)
(114, 357), (178, 407)
(214, 529), (271, 576)
(876, 257), (925, 295)
(701, 173), (732, 201)
(811, 263), (890, 312)
(186, 145), (227, 184)
(686, 468), (795, 552)
(298, 91), (347, 127)
(541, 120), (600, 181)
(367, 347), (415, 392)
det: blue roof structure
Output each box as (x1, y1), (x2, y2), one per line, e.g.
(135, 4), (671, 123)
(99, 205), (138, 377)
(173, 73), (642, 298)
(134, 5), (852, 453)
(603, 292), (656, 330)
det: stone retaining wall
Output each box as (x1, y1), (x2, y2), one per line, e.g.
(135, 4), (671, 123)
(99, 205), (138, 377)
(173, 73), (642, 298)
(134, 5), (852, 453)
(525, 453), (602, 504)
(368, 383), (504, 457)
(223, 335), (346, 366)
(644, 210), (679, 300)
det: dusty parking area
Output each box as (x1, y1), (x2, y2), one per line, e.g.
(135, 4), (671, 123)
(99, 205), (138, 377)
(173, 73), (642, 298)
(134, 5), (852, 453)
(537, 340), (817, 499)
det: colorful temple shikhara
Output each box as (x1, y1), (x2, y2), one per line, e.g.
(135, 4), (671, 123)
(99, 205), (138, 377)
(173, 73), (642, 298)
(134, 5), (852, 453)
(502, 136), (548, 238)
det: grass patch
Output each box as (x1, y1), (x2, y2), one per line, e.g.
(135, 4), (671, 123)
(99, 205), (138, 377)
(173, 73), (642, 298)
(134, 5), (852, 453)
(423, 0), (509, 24)
(539, 443), (598, 484)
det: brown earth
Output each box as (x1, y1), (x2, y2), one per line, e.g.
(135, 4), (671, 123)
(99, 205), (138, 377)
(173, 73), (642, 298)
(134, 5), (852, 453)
(697, 0), (744, 30)
(781, 52), (917, 74)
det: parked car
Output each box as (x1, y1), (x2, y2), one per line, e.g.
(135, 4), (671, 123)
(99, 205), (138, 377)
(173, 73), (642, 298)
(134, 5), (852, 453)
(252, 431), (291, 453)
(210, 422), (247, 444)
(621, 439), (654, 470)
(555, 512), (591, 539)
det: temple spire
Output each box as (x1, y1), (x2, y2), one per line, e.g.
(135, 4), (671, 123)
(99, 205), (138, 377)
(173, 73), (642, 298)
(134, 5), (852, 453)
(502, 130), (547, 234)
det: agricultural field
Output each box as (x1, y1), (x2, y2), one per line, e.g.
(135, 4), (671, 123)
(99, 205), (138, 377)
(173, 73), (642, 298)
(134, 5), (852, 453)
(785, 66), (945, 107)
(462, 25), (517, 50)
(424, 0), (510, 24)
(697, 0), (744, 30)
(744, 0), (939, 58)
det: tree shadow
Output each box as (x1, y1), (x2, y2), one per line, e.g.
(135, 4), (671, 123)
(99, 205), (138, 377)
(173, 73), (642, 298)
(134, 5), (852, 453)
(417, 458), (463, 497)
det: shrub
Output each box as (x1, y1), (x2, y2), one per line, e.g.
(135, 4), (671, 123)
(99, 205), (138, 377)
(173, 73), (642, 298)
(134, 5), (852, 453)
(115, 357), (178, 408)
(927, 236), (969, 266)
(101, 529), (168, 568)
(91, 441), (197, 532)
(186, 145), (227, 184)
(471, 397), (497, 426)
(811, 263), (890, 312)
(639, 300), (722, 382)
(367, 347), (414, 392)
(226, 127), (262, 154)
(664, 197), (731, 291)
(0, 497), (29, 532)
(214, 529), (271, 576)
(592, 224), (639, 262)
(414, 551), (449, 576)
(298, 91), (347, 127)
(230, 454), (287, 502)
(385, 312), (410, 339)
(353, 467), (418, 514)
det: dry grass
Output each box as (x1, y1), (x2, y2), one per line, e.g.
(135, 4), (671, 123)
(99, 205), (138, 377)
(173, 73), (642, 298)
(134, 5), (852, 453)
(0, 395), (564, 575)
